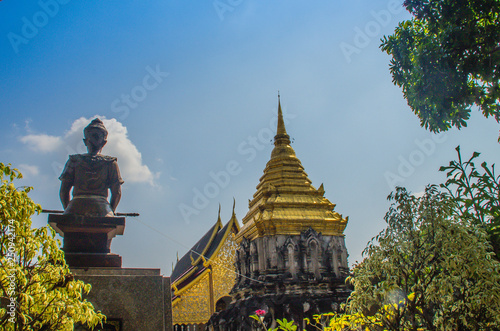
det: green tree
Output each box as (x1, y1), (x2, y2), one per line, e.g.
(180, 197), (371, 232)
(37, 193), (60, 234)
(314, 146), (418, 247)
(440, 146), (500, 259)
(381, 0), (500, 137)
(347, 186), (500, 330)
(0, 163), (104, 330)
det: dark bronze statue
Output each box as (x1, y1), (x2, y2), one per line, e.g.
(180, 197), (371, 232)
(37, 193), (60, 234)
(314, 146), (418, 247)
(59, 118), (123, 217)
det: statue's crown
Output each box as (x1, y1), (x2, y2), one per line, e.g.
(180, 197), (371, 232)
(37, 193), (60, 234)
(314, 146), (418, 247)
(84, 118), (108, 138)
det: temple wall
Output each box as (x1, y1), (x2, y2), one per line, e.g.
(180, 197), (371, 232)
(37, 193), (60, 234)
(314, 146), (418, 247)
(173, 234), (238, 326)
(173, 272), (211, 324)
(212, 234), (239, 304)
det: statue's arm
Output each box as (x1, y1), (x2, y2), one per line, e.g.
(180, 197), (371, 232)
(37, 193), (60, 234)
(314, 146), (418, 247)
(110, 183), (121, 212)
(59, 157), (75, 210)
(109, 160), (123, 212)
(60, 180), (72, 209)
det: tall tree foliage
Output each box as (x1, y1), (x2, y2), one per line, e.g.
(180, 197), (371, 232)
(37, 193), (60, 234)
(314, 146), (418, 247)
(0, 163), (104, 330)
(347, 186), (500, 330)
(440, 146), (500, 259)
(381, 0), (500, 137)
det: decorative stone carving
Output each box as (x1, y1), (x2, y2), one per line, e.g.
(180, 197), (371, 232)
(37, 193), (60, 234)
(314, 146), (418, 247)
(231, 228), (348, 287)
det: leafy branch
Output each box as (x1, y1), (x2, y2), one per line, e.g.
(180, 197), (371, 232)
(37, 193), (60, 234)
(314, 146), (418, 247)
(439, 146), (500, 258)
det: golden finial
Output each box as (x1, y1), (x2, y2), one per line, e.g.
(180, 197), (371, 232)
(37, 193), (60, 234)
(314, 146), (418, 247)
(318, 183), (325, 196)
(228, 198), (237, 222)
(275, 93), (291, 146)
(277, 94), (287, 136)
(215, 203), (223, 227)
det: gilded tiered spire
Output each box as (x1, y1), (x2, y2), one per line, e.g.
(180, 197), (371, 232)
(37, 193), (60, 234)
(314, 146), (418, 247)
(236, 97), (348, 241)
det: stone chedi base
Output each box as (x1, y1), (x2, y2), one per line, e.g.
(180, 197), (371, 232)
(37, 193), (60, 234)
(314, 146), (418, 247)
(209, 229), (351, 330)
(48, 214), (125, 268)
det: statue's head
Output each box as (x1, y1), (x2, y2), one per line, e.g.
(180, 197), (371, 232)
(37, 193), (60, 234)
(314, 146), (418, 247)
(83, 118), (108, 155)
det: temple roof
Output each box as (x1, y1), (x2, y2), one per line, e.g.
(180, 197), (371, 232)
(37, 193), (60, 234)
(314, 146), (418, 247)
(171, 205), (240, 294)
(236, 97), (348, 241)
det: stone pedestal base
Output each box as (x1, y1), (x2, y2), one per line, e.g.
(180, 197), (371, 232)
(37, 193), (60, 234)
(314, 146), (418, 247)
(72, 268), (173, 331)
(64, 252), (122, 268)
(48, 214), (125, 268)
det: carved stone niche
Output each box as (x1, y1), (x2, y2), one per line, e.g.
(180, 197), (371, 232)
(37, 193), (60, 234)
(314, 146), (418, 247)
(233, 227), (349, 291)
(282, 236), (298, 281)
(250, 241), (258, 277)
(301, 228), (324, 281)
(326, 236), (349, 279)
(236, 237), (251, 286)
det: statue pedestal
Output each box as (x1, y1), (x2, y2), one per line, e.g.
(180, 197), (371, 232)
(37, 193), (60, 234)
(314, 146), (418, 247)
(48, 214), (125, 268)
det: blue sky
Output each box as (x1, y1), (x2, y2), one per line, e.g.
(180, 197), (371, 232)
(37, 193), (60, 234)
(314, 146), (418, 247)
(1, 0), (499, 275)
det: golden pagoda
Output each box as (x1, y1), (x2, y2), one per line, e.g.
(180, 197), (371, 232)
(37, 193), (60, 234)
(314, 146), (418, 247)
(171, 205), (240, 330)
(209, 97), (351, 330)
(236, 97), (348, 241)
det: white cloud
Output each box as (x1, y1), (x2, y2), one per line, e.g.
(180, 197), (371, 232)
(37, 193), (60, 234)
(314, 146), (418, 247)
(101, 118), (159, 186)
(413, 191), (425, 198)
(18, 164), (39, 176)
(20, 116), (159, 186)
(19, 134), (63, 152)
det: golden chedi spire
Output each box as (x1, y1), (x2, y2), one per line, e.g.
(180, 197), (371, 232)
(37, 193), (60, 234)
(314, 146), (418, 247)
(275, 94), (290, 142)
(236, 96), (348, 242)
